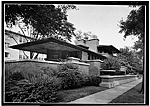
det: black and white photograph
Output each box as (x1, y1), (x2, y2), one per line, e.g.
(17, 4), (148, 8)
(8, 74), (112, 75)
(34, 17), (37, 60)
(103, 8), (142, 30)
(2, 1), (148, 105)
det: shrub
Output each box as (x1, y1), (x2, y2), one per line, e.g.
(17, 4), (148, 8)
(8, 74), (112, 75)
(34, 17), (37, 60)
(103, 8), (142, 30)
(57, 63), (84, 89)
(40, 67), (58, 77)
(58, 62), (79, 72)
(5, 76), (60, 103)
(87, 75), (102, 86)
(57, 69), (82, 89)
(7, 71), (25, 81)
(101, 57), (121, 71)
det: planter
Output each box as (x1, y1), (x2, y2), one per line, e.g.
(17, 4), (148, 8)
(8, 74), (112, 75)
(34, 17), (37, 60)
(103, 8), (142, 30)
(99, 75), (138, 88)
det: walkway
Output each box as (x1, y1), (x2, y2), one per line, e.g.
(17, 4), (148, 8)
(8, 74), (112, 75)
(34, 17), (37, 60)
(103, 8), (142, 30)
(68, 78), (142, 104)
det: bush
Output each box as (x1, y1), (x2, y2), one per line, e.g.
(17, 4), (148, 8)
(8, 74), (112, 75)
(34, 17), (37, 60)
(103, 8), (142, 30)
(56, 63), (84, 89)
(5, 76), (60, 103)
(58, 62), (79, 72)
(87, 75), (102, 86)
(57, 69), (82, 89)
(5, 62), (103, 103)
(7, 71), (25, 81)
(101, 57), (121, 71)
(57, 63), (102, 89)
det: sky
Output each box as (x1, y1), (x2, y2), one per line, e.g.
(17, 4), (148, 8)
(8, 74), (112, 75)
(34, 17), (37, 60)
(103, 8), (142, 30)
(4, 4), (139, 50)
(67, 5), (139, 49)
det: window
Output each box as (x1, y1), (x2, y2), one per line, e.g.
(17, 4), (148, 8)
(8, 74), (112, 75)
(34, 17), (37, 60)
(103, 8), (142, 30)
(19, 37), (22, 42)
(19, 55), (22, 59)
(23, 55), (26, 59)
(23, 38), (26, 43)
(5, 52), (10, 58)
(5, 42), (10, 48)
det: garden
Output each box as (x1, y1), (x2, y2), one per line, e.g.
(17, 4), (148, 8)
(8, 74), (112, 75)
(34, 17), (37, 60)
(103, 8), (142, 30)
(5, 62), (103, 103)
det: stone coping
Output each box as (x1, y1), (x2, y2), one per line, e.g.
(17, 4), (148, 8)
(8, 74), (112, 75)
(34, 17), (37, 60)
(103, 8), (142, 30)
(5, 59), (61, 64)
(67, 57), (80, 61)
(100, 75), (137, 78)
(84, 59), (104, 63)
(101, 70), (116, 72)
(5, 59), (90, 66)
(64, 61), (90, 66)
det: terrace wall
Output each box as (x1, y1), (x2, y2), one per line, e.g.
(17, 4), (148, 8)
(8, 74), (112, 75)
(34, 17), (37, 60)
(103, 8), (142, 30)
(100, 75), (138, 88)
(5, 59), (90, 76)
(84, 60), (104, 76)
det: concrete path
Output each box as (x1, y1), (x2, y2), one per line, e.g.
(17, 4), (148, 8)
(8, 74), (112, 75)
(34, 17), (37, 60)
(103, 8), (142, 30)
(68, 78), (142, 104)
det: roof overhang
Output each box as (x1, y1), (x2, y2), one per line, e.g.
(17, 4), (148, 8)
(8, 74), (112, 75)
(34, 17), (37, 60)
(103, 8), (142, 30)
(97, 45), (121, 53)
(10, 37), (106, 59)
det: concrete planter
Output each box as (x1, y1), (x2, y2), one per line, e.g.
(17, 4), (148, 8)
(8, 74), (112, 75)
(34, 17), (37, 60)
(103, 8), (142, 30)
(99, 75), (138, 88)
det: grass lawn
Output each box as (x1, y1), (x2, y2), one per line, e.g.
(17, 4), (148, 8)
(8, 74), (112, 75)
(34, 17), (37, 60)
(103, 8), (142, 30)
(56, 86), (108, 103)
(109, 82), (144, 103)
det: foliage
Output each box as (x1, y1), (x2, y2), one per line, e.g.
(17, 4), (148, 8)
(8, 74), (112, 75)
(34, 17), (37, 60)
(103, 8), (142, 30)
(5, 62), (103, 103)
(118, 46), (143, 73)
(87, 75), (102, 86)
(57, 63), (83, 89)
(101, 56), (121, 71)
(58, 62), (79, 72)
(119, 6), (145, 42)
(5, 75), (60, 103)
(57, 63), (102, 89)
(7, 71), (25, 81)
(75, 30), (98, 41)
(5, 4), (77, 42)
(119, 5), (145, 61)
(5, 62), (59, 83)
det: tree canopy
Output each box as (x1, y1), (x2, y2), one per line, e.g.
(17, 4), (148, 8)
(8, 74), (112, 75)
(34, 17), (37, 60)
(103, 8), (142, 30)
(75, 30), (98, 40)
(118, 47), (143, 72)
(118, 5), (145, 94)
(5, 4), (77, 41)
(119, 6), (145, 60)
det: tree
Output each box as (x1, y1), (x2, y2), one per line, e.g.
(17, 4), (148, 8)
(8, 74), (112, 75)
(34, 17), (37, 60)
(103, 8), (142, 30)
(5, 4), (77, 59)
(118, 5), (145, 93)
(74, 30), (98, 44)
(118, 47), (143, 73)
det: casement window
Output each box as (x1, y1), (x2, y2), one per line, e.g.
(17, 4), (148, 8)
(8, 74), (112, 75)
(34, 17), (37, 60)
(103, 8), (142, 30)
(5, 52), (10, 58)
(19, 37), (22, 42)
(5, 42), (10, 48)
(19, 55), (22, 59)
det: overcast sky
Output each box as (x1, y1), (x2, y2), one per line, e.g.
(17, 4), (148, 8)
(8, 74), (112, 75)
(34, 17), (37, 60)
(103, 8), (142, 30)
(5, 4), (139, 50)
(67, 5), (139, 49)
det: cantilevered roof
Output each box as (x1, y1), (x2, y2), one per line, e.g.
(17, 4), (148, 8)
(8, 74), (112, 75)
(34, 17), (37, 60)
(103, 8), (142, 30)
(10, 37), (106, 59)
(97, 45), (121, 53)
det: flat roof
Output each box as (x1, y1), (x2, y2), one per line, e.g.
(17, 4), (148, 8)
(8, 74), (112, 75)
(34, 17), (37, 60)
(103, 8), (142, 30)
(10, 37), (106, 59)
(97, 45), (121, 53)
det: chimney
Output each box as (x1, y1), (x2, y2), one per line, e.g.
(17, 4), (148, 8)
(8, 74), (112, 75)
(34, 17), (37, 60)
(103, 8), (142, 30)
(76, 39), (99, 53)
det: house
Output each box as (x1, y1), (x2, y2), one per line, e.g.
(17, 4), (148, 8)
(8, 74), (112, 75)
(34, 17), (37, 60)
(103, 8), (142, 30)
(76, 39), (121, 58)
(5, 30), (46, 61)
(8, 30), (121, 62)
(9, 37), (107, 62)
